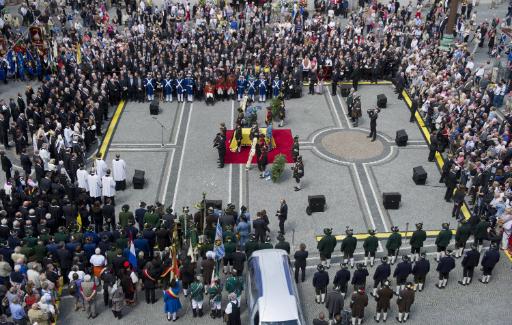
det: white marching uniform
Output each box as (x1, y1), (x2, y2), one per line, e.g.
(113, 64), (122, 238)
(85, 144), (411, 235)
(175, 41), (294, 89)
(94, 158), (108, 179)
(101, 175), (116, 198)
(76, 169), (89, 191)
(87, 174), (102, 198)
(112, 159), (127, 182)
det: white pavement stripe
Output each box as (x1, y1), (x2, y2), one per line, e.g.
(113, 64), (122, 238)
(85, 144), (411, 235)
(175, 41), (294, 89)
(351, 163), (376, 230)
(326, 88), (342, 127)
(239, 164), (243, 206)
(336, 93), (353, 129)
(172, 104), (193, 208)
(106, 148), (168, 152)
(229, 100), (235, 204)
(161, 149), (176, 204)
(171, 102), (185, 146)
(366, 145), (396, 166)
(363, 163), (389, 232)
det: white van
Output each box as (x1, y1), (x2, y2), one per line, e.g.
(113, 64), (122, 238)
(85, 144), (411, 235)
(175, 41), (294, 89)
(246, 249), (306, 325)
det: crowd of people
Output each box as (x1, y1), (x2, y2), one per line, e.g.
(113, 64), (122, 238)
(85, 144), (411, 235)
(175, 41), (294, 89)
(0, 0), (509, 323)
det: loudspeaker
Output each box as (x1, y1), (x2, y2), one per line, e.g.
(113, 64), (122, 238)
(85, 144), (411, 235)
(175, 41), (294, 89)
(340, 85), (351, 97)
(377, 94), (387, 108)
(291, 85), (302, 98)
(395, 129), (408, 146)
(133, 169), (145, 189)
(306, 195), (326, 215)
(413, 166), (428, 185)
(383, 192), (401, 209)
(205, 200), (222, 211)
(149, 100), (159, 115)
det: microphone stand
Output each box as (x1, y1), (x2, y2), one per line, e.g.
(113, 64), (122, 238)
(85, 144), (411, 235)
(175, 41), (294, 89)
(152, 116), (166, 147)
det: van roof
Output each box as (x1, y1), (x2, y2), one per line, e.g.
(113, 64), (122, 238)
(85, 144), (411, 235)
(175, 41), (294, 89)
(250, 249), (299, 323)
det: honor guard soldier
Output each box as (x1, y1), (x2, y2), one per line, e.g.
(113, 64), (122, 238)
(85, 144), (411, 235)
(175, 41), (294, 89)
(479, 243), (500, 284)
(278, 96), (286, 127)
(275, 233), (290, 254)
(350, 287), (369, 325)
(351, 96), (362, 127)
(258, 74), (267, 102)
(454, 218), (471, 258)
(436, 250), (455, 289)
(372, 257), (391, 297)
(386, 226), (402, 265)
(225, 271), (244, 302)
(175, 73), (185, 102)
(292, 156), (304, 191)
(204, 82), (215, 105)
(272, 75), (282, 98)
(313, 264), (329, 304)
(374, 280), (393, 323)
(317, 228), (337, 268)
(409, 223), (426, 262)
(396, 283), (415, 323)
(190, 276), (205, 317)
(185, 72), (195, 102)
(363, 229), (378, 267)
(341, 227), (357, 268)
(163, 74), (173, 102)
(223, 236), (236, 274)
(459, 243), (480, 286)
(325, 286), (344, 323)
(226, 74), (236, 100)
(215, 75), (225, 101)
(351, 263), (369, 292)
(213, 131), (226, 168)
(208, 279), (222, 318)
(247, 76), (256, 101)
(244, 234), (259, 257)
(435, 222), (452, 261)
(347, 89), (355, 116)
(333, 263), (351, 297)
(292, 136), (300, 162)
(474, 216), (490, 252)
(393, 256), (412, 295)
(145, 73), (155, 101)
(412, 252), (430, 291)
(236, 75), (246, 101)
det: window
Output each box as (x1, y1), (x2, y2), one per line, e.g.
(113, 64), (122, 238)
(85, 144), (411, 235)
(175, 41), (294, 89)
(261, 320), (299, 325)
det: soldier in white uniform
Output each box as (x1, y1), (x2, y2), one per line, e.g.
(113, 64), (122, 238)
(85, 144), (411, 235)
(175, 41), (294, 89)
(112, 154), (127, 191)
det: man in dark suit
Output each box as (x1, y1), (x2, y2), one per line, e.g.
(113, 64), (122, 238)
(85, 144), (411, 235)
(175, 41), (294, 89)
(0, 151), (12, 180)
(293, 243), (308, 283)
(277, 199), (288, 235)
(252, 213), (269, 243)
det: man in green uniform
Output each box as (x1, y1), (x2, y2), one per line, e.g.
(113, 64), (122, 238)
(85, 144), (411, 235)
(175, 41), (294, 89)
(208, 279), (223, 318)
(275, 233), (290, 254)
(454, 219), (472, 258)
(118, 204), (134, 228)
(54, 226), (69, 243)
(224, 236), (236, 274)
(223, 225), (235, 242)
(260, 236), (273, 250)
(435, 222), (452, 262)
(190, 276), (205, 317)
(143, 206), (160, 229)
(32, 240), (47, 263)
(474, 217), (489, 252)
(363, 229), (378, 267)
(225, 271), (244, 302)
(244, 234), (259, 257)
(386, 226), (402, 265)
(317, 228), (337, 269)
(341, 228), (357, 268)
(409, 223), (426, 262)
(292, 136), (300, 162)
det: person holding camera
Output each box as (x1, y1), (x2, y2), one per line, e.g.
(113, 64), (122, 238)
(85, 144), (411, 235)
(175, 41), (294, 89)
(367, 108), (380, 142)
(277, 199), (288, 235)
(292, 156), (304, 191)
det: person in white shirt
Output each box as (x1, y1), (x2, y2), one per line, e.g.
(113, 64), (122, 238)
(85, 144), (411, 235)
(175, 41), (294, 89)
(112, 154), (127, 191)
(101, 170), (116, 205)
(68, 265), (86, 283)
(94, 154), (108, 179)
(90, 248), (107, 279)
(76, 165), (89, 192)
(87, 169), (102, 202)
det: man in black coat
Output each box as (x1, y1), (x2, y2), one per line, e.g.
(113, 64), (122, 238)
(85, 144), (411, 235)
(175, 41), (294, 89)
(436, 250), (455, 288)
(412, 253), (430, 291)
(252, 214), (269, 243)
(19, 148), (32, 176)
(393, 255), (412, 295)
(56, 243), (72, 282)
(351, 263), (369, 292)
(293, 243), (308, 283)
(372, 257), (391, 297)
(333, 263), (351, 297)
(444, 166), (458, 202)
(0, 151), (12, 180)
(459, 244), (480, 286)
(277, 199), (288, 235)
(232, 246), (246, 276)
(313, 264), (329, 304)
(479, 243), (500, 284)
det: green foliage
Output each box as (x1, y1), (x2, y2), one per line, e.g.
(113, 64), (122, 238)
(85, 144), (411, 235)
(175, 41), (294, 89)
(270, 97), (282, 120)
(271, 154), (287, 183)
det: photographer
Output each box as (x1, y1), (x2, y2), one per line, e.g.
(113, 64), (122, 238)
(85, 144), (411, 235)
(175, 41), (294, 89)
(367, 107), (380, 142)
(276, 199), (288, 235)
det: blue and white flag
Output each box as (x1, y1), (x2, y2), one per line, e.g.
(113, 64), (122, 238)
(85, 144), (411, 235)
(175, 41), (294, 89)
(128, 235), (137, 271)
(214, 220), (225, 260)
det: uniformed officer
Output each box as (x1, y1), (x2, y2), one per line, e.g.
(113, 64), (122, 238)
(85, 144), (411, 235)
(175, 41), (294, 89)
(208, 279), (222, 318)
(291, 136), (300, 162)
(175, 72), (185, 102)
(363, 229), (378, 267)
(459, 243), (480, 286)
(247, 76), (256, 101)
(145, 73), (155, 101)
(244, 234), (259, 257)
(275, 233), (290, 254)
(313, 264), (329, 304)
(223, 236), (236, 274)
(374, 280), (394, 323)
(412, 252), (430, 291)
(367, 107), (380, 141)
(317, 228), (337, 268)
(474, 216), (489, 252)
(372, 257), (391, 297)
(393, 255), (412, 295)
(435, 223), (452, 262)
(163, 74), (173, 102)
(190, 276), (205, 317)
(454, 219), (472, 258)
(272, 75), (282, 98)
(213, 131), (226, 168)
(479, 243), (500, 284)
(341, 227), (357, 268)
(260, 236), (273, 250)
(236, 75), (246, 101)
(386, 226), (402, 265)
(346, 89), (355, 117)
(258, 73), (267, 102)
(292, 156), (304, 191)
(333, 263), (351, 297)
(225, 271), (244, 302)
(436, 250), (455, 289)
(409, 223), (426, 262)
(185, 71), (195, 102)
(396, 282), (415, 323)
(351, 263), (369, 292)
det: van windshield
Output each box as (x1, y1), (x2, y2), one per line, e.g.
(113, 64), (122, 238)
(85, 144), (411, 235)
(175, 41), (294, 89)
(261, 320), (299, 325)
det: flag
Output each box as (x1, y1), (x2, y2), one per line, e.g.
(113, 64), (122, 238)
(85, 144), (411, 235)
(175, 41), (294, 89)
(128, 235), (137, 271)
(214, 220), (225, 260)
(170, 244), (180, 279)
(16, 52), (24, 79)
(76, 42), (81, 64)
(6, 50), (14, 74)
(76, 212), (82, 231)
(187, 238), (196, 263)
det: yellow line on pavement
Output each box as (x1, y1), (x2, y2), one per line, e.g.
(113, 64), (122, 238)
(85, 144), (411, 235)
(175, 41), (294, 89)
(98, 100), (126, 159)
(315, 229), (456, 242)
